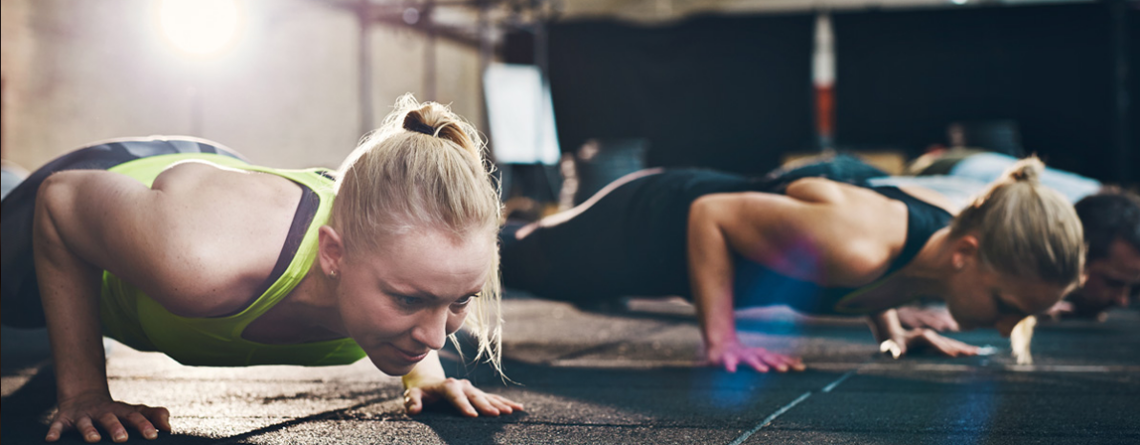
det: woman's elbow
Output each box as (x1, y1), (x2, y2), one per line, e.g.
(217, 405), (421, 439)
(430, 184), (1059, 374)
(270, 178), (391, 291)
(690, 195), (730, 225)
(35, 172), (82, 218)
(34, 174), (71, 235)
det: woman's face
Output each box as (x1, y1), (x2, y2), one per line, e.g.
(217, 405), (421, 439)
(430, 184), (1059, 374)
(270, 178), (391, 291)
(942, 243), (1072, 336)
(331, 229), (493, 376)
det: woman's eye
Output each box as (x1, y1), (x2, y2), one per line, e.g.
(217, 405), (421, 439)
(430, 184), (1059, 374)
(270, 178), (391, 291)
(452, 294), (478, 307)
(400, 296), (421, 306)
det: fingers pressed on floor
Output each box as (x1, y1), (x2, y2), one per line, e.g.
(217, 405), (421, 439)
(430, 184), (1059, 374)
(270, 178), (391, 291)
(141, 407), (172, 432)
(97, 412), (128, 442)
(742, 355), (770, 373)
(76, 417), (100, 443)
(45, 421), (65, 442)
(126, 412), (157, 439)
(445, 389), (478, 417)
(466, 390), (500, 416)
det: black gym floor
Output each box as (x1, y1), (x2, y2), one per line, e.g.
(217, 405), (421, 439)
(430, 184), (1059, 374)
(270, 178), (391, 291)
(3, 292), (1136, 444)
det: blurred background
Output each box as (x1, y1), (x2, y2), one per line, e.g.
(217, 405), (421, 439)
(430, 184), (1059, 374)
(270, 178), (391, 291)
(1, 0), (1136, 205)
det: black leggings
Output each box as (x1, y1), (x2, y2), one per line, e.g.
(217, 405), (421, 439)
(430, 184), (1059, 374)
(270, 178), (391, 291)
(500, 168), (769, 304)
(500, 171), (678, 304)
(1, 137), (245, 328)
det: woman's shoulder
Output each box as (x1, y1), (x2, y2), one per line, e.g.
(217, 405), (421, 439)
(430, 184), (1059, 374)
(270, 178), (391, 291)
(142, 162), (304, 317)
(696, 185), (902, 286)
(153, 160), (301, 201)
(890, 185), (960, 216)
(782, 177), (861, 204)
(777, 180), (910, 285)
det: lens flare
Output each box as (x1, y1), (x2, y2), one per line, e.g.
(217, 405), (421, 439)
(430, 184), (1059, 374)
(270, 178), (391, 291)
(159, 0), (241, 56)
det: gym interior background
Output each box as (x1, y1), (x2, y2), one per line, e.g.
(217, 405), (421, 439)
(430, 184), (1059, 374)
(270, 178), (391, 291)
(2, 0), (1135, 195)
(2, 2), (1138, 444)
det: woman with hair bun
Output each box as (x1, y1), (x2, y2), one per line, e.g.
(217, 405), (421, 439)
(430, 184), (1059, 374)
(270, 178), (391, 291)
(502, 157), (1084, 373)
(1, 94), (521, 443)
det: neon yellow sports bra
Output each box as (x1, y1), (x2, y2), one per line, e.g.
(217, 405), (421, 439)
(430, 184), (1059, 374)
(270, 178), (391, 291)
(98, 153), (366, 367)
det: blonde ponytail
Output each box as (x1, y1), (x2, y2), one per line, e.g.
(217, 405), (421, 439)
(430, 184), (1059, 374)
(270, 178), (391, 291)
(1003, 156), (1043, 183)
(331, 94), (504, 374)
(951, 157), (1080, 367)
(950, 156), (1084, 287)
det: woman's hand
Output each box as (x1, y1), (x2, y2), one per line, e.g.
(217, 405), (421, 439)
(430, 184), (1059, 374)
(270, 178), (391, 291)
(895, 305), (959, 332)
(705, 341), (806, 373)
(403, 378), (524, 417)
(46, 390), (170, 442)
(883, 328), (980, 359)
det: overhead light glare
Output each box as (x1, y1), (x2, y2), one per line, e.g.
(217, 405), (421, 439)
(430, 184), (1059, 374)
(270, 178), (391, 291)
(160, 0), (241, 56)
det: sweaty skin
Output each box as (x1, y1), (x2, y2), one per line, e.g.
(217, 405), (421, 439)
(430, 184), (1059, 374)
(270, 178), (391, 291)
(34, 162), (519, 443)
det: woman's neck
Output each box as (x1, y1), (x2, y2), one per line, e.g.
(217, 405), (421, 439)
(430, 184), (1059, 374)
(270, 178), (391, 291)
(834, 228), (957, 314)
(278, 260), (347, 337)
(240, 259), (348, 344)
(895, 227), (954, 298)
(830, 229), (956, 314)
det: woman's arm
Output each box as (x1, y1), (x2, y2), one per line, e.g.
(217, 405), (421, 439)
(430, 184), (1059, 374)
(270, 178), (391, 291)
(688, 180), (906, 372)
(895, 304), (960, 331)
(690, 178), (977, 368)
(686, 195), (741, 370)
(687, 193), (828, 373)
(35, 171), (177, 442)
(34, 165), (290, 441)
(400, 351), (523, 417)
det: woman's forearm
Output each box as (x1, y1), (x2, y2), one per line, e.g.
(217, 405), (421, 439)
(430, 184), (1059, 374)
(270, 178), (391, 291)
(687, 201), (739, 349)
(34, 188), (111, 400)
(867, 309), (903, 343)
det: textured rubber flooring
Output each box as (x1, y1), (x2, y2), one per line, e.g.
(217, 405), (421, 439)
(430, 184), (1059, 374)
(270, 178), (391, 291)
(3, 293), (1136, 444)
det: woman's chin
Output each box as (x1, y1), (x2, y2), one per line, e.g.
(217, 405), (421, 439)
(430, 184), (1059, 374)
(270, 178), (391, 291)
(370, 356), (418, 376)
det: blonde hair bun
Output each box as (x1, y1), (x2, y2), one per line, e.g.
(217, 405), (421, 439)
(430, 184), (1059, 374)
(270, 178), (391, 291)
(397, 98), (482, 162)
(1002, 156), (1044, 184)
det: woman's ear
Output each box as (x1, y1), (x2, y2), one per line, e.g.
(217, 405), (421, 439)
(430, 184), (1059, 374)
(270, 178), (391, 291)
(318, 225), (345, 278)
(951, 235), (980, 271)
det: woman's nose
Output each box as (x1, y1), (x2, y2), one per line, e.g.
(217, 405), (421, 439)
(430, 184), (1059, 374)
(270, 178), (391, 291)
(410, 310), (449, 350)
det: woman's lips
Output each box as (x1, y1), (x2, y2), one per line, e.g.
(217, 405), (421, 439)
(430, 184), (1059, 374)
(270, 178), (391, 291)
(391, 345), (429, 363)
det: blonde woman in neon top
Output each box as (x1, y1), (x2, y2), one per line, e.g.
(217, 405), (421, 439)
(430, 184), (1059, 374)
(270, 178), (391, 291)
(1, 95), (521, 443)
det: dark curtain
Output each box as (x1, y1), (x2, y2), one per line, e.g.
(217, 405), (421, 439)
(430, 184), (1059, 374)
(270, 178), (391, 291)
(1128, 5), (1138, 186)
(537, 14), (815, 176)
(834, 3), (1115, 182)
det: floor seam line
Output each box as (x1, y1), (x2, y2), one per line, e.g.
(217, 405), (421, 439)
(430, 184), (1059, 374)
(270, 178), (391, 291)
(727, 391), (813, 445)
(725, 364), (861, 445)
(822, 369), (857, 393)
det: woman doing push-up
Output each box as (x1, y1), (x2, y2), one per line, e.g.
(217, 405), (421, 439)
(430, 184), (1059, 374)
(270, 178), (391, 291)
(501, 157), (1084, 373)
(1, 95), (521, 443)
